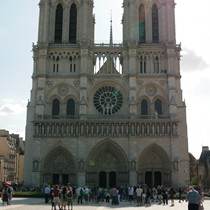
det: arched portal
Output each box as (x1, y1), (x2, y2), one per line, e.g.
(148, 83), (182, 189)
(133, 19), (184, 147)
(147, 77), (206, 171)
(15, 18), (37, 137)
(138, 144), (171, 187)
(41, 146), (77, 185)
(86, 139), (128, 187)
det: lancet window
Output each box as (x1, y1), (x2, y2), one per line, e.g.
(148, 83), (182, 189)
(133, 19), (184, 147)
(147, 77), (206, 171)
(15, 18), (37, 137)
(69, 56), (76, 72)
(54, 4), (63, 43)
(154, 56), (160, 73)
(140, 56), (147, 73)
(141, 99), (148, 116)
(69, 4), (77, 43)
(66, 99), (75, 118)
(155, 99), (163, 115)
(53, 57), (59, 72)
(152, 4), (159, 43)
(139, 4), (146, 43)
(52, 99), (60, 117)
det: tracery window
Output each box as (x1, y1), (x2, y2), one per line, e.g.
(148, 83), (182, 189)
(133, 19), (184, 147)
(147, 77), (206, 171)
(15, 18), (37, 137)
(152, 4), (159, 43)
(139, 4), (146, 43)
(52, 99), (60, 116)
(69, 4), (77, 43)
(155, 99), (162, 115)
(93, 86), (123, 115)
(66, 99), (75, 118)
(54, 4), (63, 43)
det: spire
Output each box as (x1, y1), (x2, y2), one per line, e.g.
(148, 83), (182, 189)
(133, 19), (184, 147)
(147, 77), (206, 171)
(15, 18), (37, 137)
(109, 11), (113, 46)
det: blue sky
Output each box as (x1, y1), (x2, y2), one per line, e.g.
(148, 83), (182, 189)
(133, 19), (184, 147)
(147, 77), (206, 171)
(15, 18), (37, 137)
(0, 0), (210, 159)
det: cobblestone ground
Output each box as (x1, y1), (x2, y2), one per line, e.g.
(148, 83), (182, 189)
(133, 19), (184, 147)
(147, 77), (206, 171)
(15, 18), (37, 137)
(1, 198), (209, 210)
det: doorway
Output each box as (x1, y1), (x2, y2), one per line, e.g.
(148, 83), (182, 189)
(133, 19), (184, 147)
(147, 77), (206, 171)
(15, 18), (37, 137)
(154, 171), (162, 186)
(109, 171), (116, 187)
(99, 171), (106, 188)
(53, 174), (59, 185)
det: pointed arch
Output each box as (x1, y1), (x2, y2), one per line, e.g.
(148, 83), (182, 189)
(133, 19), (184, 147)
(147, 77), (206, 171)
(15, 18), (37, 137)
(86, 139), (128, 172)
(52, 98), (60, 116)
(66, 98), (75, 117)
(140, 55), (147, 73)
(42, 146), (77, 173)
(54, 4), (63, 43)
(141, 99), (148, 116)
(138, 144), (171, 187)
(154, 55), (159, 73)
(69, 3), (77, 43)
(41, 146), (78, 185)
(139, 4), (146, 43)
(152, 4), (159, 43)
(155, 99), (163, 115)
(86, 139), (129, 187)
(138, 143), (170, 169)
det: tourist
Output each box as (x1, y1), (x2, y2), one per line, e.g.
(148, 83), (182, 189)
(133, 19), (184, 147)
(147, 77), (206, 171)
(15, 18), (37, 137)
(169, 187), (175, 206)
(43, 184), (51, 203)
(52, 185), (61, 210)
(186, 186), (201, 210)
(136, 186), (143, 206)
(178, 187), (183, 202)
(61, 186), (68, 210)
(66, 187), (73, 210)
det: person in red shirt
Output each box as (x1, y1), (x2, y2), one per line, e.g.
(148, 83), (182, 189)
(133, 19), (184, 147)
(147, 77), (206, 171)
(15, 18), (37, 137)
(52, 185), (61, 210)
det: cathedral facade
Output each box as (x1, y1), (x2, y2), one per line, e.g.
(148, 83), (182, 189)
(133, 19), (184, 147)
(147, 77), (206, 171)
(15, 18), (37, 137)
(24, 0), (189, 188)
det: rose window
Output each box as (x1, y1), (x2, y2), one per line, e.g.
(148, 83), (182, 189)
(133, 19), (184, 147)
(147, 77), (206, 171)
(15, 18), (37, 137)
(93, 86), (123, 115)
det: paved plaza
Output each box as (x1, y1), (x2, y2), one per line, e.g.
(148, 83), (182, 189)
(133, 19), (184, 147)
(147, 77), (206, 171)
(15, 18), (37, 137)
(1, 198), (209, 210)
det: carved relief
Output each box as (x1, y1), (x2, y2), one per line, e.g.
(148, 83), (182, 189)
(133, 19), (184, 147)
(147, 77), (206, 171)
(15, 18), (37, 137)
(145, 85), (157, 96)
(46, 81), (54, 88)
(57, 85), (69, 96)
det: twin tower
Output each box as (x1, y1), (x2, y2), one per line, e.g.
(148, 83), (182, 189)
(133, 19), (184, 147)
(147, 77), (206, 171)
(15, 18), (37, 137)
(38, 0), (176, 44)
(24, 0), (189, 188)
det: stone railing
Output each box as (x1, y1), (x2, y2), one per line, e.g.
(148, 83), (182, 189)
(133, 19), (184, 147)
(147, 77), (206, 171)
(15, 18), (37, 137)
(33, 118), (178, 137)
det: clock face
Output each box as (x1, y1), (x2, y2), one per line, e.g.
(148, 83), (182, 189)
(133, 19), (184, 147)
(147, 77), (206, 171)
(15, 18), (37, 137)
(93, 86), (123, 115)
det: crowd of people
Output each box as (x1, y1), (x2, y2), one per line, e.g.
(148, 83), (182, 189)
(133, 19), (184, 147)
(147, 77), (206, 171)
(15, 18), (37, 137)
(41, 184), (205, 210)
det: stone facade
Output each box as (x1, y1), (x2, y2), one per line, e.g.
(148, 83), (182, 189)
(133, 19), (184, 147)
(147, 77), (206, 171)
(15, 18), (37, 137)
(24, 0), (189, 188)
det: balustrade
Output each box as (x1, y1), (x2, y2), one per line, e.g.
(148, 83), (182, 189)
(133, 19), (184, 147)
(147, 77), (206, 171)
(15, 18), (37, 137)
(34, 120), (178, 137)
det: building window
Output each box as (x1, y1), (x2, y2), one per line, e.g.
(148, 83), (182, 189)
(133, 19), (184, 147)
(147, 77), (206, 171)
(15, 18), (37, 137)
(66, 99), (75, 118)
(69, 4), (77, 43)
(93, 86), (123, 115)
(139, 4), (146, 43)
(155, 99), (162, 115)
(152, 4), (159, 43)
(154, 56), (159, 73)
(69, 57), (76, 72)
(141, 99), (148, 116)
(140, 56), (147, 73)
(52, 99), (60, 116)
(53, 57), (59, 72)
(54, 4), (63, 43)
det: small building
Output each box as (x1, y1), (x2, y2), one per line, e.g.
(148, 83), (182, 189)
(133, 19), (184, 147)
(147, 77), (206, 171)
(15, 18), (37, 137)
(197, 146), (210, 190)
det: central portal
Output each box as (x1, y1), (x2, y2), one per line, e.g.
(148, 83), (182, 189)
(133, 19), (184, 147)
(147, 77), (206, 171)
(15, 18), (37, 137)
(86, 140), (129, 187)
(99, 171), (116, 188)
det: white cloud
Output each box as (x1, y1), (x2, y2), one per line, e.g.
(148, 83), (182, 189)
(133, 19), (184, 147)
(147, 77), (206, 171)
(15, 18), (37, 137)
(181, 48), (209, 72)
(0, 101), (26, 116)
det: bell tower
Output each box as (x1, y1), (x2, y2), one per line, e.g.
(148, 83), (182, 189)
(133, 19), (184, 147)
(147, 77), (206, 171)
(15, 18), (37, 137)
(122, 0), (176, 44)
(38, 0), (94, 44)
